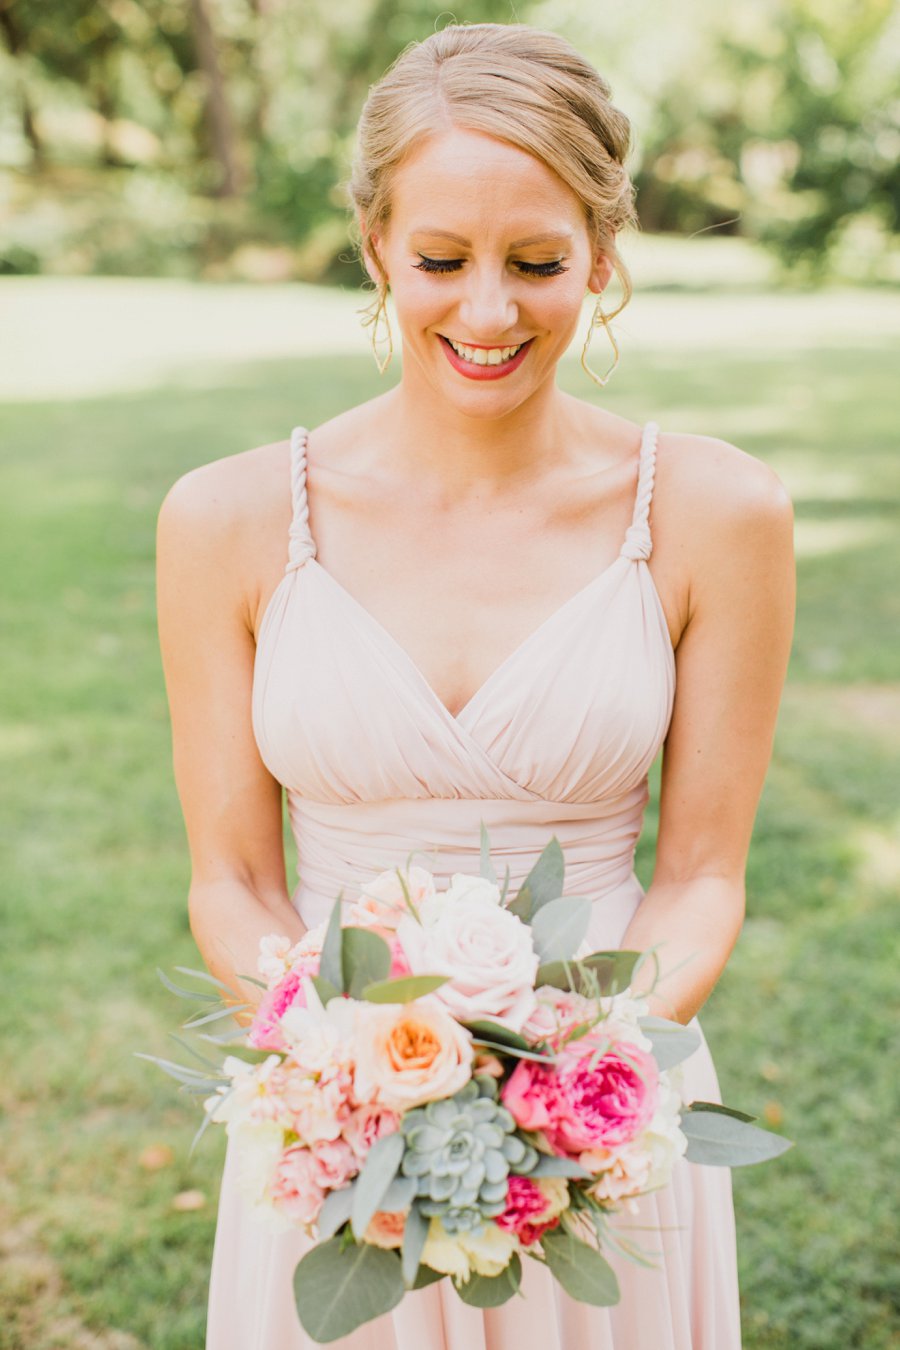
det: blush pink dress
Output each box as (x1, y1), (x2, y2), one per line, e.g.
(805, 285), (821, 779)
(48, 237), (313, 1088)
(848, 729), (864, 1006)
(205, 420), (742, 1349)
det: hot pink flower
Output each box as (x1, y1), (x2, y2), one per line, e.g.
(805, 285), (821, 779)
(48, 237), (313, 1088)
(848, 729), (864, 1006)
(248, 961), (318, 1052)
(549, 1044), (659, 1154)
(501, 1060), (564, 1133)
(387, 937), (411, 978)
(342, 1102), (401, 1162)
(496, 1175), (562, 1246)
(269, 1145), (325, 1226)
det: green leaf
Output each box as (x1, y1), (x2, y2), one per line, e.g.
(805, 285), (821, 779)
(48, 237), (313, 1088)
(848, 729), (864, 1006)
(310, 975), (342, 1006)
(639, 1016), (702, 1071)
(183, 1002), (249, 1029)
(527, 1153), (590, 1179)
(541, 1229), (620, 1305)
(530, 896), (590, 964)
(155, 968), (219, 1004)
(507, 837), (565, 921)
(470, 1038), (556, 1064)
(361, 974), (449, 1003)
(293, 1238), (405, 1342)
(319, 898), (344, 992)
(681, 1103), (793, 1167)
(465, 1020), (530, 1052)
(498, 863), (511, 905)
(455, 1253), (522, 1307)
(536, 950), (641, 996)
(342, 928), (392, 999)
(317, 1183), (356, 1240)
(479, 822), (497, 883)
(173, 965), (237, 994)
(687, 1100), (757, 1123)
(351, 1130), (406, 1239)
(401, 1202), (429, 1286)
(412, 1264), (444, 1289)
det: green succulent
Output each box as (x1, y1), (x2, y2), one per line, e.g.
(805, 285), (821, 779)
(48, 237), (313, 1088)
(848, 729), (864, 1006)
(400, 1079), (539, 1234)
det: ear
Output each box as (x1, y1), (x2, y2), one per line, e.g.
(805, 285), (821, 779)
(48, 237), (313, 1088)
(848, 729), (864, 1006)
(587, 246), (616, 294)
(359, 214), (388, 286)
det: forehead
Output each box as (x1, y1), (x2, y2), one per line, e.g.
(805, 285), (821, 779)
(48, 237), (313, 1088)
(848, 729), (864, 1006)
(388, 126), (587, 242)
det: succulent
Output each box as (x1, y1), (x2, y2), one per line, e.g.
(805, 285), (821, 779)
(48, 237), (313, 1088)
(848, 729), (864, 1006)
(400, 1079), (539, 1233)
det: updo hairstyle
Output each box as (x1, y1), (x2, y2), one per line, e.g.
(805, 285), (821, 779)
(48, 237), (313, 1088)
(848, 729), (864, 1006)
(347, 22), (639, 337)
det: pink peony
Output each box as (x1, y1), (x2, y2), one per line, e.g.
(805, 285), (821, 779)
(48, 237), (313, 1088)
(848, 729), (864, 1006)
(549, 1043), (659, 1154)
(269, 1145), (325, 1226)
(342, 1102), (401, 1162)
(501, 1060), (564, 1133)
(248, 961), (318, 1052)
(496, 1175), (562, 1246)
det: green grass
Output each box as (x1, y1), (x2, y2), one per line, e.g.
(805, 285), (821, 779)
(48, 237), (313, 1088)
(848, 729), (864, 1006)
(1, 274), (898, 1349)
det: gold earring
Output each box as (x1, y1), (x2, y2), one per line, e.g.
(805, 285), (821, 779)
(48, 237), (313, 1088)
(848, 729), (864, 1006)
(369, 286), (393, 376)
(581, 294), (619, 387)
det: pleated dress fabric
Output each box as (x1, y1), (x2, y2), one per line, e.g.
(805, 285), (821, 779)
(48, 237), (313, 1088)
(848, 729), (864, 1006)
(205, 420), (743, 1349)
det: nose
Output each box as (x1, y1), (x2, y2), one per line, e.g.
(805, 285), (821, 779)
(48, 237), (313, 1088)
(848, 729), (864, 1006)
(457, 266), (519, 341)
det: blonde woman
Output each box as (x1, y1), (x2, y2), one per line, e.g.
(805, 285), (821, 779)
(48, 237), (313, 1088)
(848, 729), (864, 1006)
(158, 22), (795, 1350)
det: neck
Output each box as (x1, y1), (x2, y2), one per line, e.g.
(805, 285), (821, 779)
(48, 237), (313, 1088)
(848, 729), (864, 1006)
(377, 374), (584, 495)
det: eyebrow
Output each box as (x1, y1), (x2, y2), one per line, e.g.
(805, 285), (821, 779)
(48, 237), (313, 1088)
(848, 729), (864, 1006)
(409, 228), (574, 248)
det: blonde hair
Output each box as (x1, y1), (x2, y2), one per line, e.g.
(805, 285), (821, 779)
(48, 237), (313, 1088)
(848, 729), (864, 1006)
(347, 22), (638, 337)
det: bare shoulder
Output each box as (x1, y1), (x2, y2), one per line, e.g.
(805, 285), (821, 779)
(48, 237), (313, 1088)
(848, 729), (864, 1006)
(656, 429), (793, 570)
(158, 439), (291, 545)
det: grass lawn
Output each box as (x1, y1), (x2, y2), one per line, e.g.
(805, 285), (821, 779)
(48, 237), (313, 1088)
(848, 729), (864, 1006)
(1, 267), (898, 1349)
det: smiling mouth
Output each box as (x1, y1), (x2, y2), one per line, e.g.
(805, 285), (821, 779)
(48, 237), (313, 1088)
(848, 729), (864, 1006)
(440, 335), (530, 366)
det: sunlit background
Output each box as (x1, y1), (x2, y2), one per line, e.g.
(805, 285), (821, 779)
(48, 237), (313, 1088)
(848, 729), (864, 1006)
(2, 3), (898, 1348)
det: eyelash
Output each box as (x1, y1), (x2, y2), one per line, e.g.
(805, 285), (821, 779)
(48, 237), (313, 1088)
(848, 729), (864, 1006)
(413, 255), (569, 277)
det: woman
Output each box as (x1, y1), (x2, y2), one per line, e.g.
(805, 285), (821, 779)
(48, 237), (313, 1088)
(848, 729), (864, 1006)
(157, 22), (795, 1350)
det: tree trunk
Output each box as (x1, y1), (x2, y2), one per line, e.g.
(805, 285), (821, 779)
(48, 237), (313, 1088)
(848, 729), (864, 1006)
(0, 3), (44, 167)
(189, 0), (244, 197)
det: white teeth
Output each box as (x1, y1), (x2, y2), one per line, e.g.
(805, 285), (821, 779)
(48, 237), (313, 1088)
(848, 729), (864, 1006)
(446, 338), (524, 365)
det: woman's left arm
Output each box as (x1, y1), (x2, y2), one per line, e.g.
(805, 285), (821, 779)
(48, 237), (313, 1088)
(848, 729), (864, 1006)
(621, 441), (796, 1024)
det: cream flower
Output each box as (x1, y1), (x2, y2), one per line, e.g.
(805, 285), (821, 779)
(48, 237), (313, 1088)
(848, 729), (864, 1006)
(422, 1217), (519, 1282)
(397, 892), (538, 1032)
(346, 866), (437, 932)
(352, 1001), (474, 1111)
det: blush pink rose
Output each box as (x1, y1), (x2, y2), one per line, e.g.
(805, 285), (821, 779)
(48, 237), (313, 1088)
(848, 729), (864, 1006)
(342, 1102), (401, 1162)
(311, 1137), (358, 1191)
(248, 961), (318, 1051)
(549, 1044), (659, 1154)
(269, 1145), (325, 1226)
(501, 1060), (564, 1133)
(495, 1175), (562, 1246)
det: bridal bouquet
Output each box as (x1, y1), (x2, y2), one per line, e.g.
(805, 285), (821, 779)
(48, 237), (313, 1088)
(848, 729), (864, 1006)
(146, 833), (791, 1343)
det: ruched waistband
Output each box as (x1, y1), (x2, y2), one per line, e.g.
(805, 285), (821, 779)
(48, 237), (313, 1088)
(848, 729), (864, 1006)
(285, 791), (649, 939)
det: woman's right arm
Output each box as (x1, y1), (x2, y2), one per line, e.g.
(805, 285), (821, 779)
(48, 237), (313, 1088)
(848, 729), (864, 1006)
(156, 457), (306, 1018)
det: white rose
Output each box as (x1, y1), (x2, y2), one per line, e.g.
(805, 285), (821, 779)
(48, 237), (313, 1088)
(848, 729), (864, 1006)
(397, 893), (538, 1032)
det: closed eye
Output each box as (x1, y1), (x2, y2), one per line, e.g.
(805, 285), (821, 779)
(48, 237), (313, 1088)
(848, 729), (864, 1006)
(413, 255), (569, 277)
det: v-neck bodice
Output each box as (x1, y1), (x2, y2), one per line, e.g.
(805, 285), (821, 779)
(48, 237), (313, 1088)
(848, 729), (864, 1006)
(252, 420), (676, 932)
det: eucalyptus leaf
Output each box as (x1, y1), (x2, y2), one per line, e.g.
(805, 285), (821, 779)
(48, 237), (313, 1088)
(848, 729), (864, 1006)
(508, 837), (565, 921)
(342, 928), (392, 999)
(319, 898), (344, 992)
(156, 968), (219, 1003)
(293, 1238), (405, 1342)
(527, 1153), (591, 1179)
(639, 1016), (702, 1071)
(401, 1203), (430, 1286)
(682, 1104), (793, 1167)
(468, 1037), (556, 1064)
(541, 1229), (620, 1306)
(530, 896), (590, 964)
(182, 1002), (249, 1030)
(310, 975), (341, 1005)
(536, 950), (641, 996)
(479, 822), (497, 883)
(317, 1183), (356, 1240)
(361, 974), (449, 1003)
(455, 1253), (522, 1307)
(351, 1130), (406, 1239)
(412, 1264), (444, 1290)
(465, 1020), (530, 1052)
(380, 1175), (417, 1212)
(173, 965), (237, 994)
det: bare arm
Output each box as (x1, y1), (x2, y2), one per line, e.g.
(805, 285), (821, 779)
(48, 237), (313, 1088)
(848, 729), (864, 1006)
(156, 454), (305, 1018)
(623, 442), (796, 1024)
